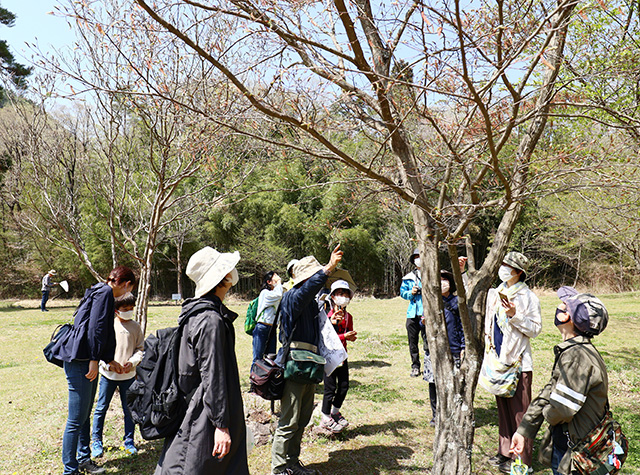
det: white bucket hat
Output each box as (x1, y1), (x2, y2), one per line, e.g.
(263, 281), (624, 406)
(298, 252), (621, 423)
(292, 256), (324, 286)
(48, 269), (57, 276)
(330, 279), (352, 298)
(186, 247), (240, 298)
(286, 259), (299, 276)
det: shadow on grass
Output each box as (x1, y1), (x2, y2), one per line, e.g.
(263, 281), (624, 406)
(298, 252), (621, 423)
(600, 347), (640, 370)
(98, 439), (164, 473)
(348, 359), (392, 369)
(474, 405), (498, 429)
(348, 419), (415, 437)
(306, 444), (419, 474)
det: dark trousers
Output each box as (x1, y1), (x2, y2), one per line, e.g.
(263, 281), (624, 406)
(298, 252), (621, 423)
(41, 290), (50, 311)
(428, 382), (437, 420)
(406, 316), (427, 369)
(496, 370), (533, 466)
(322, 360), (349, 414)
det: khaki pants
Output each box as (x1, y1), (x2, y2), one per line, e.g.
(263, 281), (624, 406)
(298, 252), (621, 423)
(271, 379), (316, 473)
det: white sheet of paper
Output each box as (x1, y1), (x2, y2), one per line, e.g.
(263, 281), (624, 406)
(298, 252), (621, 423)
(317, 308), (348, 376)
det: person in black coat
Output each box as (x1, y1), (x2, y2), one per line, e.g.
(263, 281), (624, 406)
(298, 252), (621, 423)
(52, 266), (136, 475)
(154, 246), (249, 475)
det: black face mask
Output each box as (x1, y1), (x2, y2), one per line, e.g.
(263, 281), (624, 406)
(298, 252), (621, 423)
(554, 307), (570, 327)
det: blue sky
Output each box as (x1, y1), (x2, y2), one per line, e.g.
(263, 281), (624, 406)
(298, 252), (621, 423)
(1, 0), (75, 63)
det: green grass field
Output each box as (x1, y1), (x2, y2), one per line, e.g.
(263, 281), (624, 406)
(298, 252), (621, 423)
(0, 293), (638, 475)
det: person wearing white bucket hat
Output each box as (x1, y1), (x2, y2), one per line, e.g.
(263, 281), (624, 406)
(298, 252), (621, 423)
(41, 269), (59, 312)
(271, 245), (343, 475)
(154, 246), (249, 475)
(319, 279), (357, 434)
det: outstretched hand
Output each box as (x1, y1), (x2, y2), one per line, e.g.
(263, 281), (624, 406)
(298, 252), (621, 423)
(459, 256), (468, 272)
(325, 244), (343, 274)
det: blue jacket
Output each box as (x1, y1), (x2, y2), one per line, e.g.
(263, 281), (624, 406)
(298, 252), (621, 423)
(400, 271), (423, 318)
(278, 269), (328, 350)
(51, 283), (117, 363)
(442, 293), (465, 355)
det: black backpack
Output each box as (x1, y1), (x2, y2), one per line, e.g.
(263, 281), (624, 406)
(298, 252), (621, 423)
(127, 301), (215, 440)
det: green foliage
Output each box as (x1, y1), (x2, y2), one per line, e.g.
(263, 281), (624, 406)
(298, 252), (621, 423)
(0, 6), (32, 93)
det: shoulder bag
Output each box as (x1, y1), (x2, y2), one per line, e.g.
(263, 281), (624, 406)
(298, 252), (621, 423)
(478, 311), (521, 398)
(570, 405), (628, 475)
(250, 305), (285, 400)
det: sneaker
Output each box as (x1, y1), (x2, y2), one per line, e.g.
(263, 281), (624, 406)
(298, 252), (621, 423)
(497, 459), (512, 474)
(331, 412), (349, 429)
(90, 440), (103, 458)
(429, 417), (436, 427)
(289, 461), (320, 475)
(410, 367), (420, 377)
(78, 459), (106, 474)
(320, 416), (343, 434)
(488, 453), (510, 466)
(123, 440), (138, 455)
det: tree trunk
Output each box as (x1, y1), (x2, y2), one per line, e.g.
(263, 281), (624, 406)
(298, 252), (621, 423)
(411, 206), (477, 473)
(136, 193), (164, 334)
(176, 236), (184, 298)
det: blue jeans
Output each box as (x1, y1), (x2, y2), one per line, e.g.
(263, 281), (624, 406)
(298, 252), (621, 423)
(92, 375), (135, 444)
(62, 360), (98, 474)
(41, 290), (50, 311)
(252, 322), (276, 365)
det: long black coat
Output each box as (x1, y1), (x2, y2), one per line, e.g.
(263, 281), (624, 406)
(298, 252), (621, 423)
(155, 295), (249, 475)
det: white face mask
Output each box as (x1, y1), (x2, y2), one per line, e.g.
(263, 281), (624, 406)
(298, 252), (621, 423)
(118, 310), (134, 320)
(228, 268), (239, 286)
(498, 265), (515, 283)
(441, 280), (450, 295)
(333, 296), (350, 308)
(414, 258), (422, 268)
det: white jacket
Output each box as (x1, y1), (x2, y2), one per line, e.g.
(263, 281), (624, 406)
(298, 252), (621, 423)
(485, 285), (542, 372)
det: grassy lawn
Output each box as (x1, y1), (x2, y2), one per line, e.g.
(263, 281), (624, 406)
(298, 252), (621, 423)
(0, 293), (638, 474)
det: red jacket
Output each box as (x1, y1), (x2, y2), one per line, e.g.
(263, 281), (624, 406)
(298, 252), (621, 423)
(327, 307), (353, 350)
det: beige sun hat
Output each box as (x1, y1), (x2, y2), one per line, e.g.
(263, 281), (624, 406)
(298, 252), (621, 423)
(186, 246), (240, 298)
(292, 256), (324, 286)
(48, 269), (57, 276)
(503, 251), (529, 273)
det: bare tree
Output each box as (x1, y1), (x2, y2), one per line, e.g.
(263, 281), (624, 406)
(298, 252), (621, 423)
(10, 2), (260, 331)
(0, 99), (104, 280)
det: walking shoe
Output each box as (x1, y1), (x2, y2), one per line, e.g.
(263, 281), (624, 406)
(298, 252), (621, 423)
(331, 412), (349, 429)
(289, 461), (320, 475)
(410, 367), (420, 377)
(90, 440), (103, 458)
(78, 459), (106, 474)
(497, 459), (512, 474)
(429, 417), (436, 427)
(123, 440), (138, 455)
(488, 453), (510, 466)
(320, 416), (343, 434)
